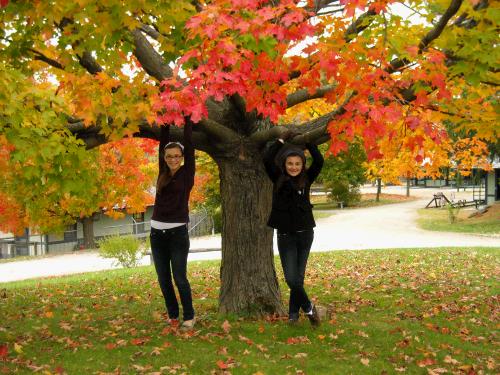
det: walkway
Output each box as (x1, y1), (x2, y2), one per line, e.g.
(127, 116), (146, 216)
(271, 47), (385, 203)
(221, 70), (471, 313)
(1, 186), (498, 283)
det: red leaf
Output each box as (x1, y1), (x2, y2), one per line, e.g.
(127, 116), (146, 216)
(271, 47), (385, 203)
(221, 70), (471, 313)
(0, 344), (7, 359)
(0, 0), (8, 8)
(216, 360), (229, 369)
(130, 337), (149, 346)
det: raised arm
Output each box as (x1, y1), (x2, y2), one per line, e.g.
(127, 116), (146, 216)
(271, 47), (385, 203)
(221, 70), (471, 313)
(263, 139), (284, 183)
(183, 120), (195, 185)
(158, 125), (170, 174)
(306, 143), (324, 183)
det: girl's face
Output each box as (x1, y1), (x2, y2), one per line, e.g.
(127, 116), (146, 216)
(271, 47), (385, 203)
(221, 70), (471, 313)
(165, 147), (183, 173)
(285, 155), (303, 177)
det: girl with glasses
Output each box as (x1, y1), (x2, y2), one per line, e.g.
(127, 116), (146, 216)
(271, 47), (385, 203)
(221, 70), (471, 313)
(150, 120), (196, 330)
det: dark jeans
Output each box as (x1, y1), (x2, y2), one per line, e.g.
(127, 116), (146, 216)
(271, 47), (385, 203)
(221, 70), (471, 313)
(277, 229), (314, 318)
(150, 226), (194, 320)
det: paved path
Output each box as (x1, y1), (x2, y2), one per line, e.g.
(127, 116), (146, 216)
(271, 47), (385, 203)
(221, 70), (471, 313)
(1, 186), (498, 283)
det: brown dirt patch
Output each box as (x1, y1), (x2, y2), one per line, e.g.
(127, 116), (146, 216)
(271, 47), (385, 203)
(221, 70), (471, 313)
(465, 202), (500, 221)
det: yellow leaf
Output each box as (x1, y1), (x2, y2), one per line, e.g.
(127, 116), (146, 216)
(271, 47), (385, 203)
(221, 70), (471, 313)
(14, 343), (23, 354)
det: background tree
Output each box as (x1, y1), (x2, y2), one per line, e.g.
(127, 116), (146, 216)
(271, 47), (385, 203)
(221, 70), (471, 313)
(316, 142), (367, 206)
(1, 0), (497, 315)
(0, 136), (157, 247)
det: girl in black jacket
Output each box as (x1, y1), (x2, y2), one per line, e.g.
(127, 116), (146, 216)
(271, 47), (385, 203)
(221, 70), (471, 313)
(150, 121), (195, 330)
(264, 134), (324, 325)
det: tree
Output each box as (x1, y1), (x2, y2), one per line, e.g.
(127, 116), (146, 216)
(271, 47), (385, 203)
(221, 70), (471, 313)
(1, 0), (497, 315)
(317, 142), (367, 206)
(0, 136), (157, 247)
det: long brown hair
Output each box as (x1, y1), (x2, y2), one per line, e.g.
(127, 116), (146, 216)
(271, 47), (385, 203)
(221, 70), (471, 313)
(156, 143), (184, 193)
(276, 150), (307, 191)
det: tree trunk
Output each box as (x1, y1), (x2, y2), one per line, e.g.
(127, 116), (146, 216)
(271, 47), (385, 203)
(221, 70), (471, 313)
(82, 215), (95, 249)
(216, 148), (284, 316)
(406, 177), (410, 197)
(376, 178), (382, 202)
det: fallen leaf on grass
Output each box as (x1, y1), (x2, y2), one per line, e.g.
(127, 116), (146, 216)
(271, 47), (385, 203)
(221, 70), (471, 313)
(0, 345), (7, 359)
(150, 347), (163, 356)
(486, 357), (496, 370)
(256, 344), (268, 352)
(13, 343), (22, 354)
(221, 320), (231, 334)
(360, 358), (370, 366)
(286, 336), (311, 345)
(294, 353), (307, 358)
(217, 346), (228, 355)
(427, 368), (448, 374)
(130, 337), (150, 346)
(443, 355), (459, 365)
(417, 358), (437, 367)
(238, 335), (253, 345)
(216, 358), (236, 369)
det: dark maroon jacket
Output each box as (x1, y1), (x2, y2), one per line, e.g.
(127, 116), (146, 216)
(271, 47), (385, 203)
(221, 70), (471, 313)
(151, 122), (194, 223)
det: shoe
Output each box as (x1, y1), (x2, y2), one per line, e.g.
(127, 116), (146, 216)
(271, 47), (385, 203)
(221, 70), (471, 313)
(180, 318), (196, 331)
(167, 318), (179, 327)
(288, 318), (299, 326)
(288, 312), (299, 325)
(306, 304), (321, 327)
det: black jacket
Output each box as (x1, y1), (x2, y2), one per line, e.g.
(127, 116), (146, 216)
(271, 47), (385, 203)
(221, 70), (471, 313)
(151, 122), (195, 223)
(264, 140), (324, 232)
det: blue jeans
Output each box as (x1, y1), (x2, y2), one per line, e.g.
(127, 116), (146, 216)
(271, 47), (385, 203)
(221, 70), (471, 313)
(150, 226), (194, 320)
(277, 229), (314, 318)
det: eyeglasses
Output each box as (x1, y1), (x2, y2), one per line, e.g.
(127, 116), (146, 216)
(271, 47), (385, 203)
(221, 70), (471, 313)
(166, 155), (183, 160)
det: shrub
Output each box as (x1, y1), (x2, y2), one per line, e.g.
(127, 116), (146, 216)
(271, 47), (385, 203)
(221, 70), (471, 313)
(98, 235), (144, 268)
(446, 203), (461, 224)
(325, 180), (361, 207)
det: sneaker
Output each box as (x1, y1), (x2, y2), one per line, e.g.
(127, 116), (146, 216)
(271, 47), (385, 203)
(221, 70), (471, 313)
(180, 318), (196, 331)
(306, 304), (321, 327)
(167, 318), (179, 327)
(288, 312), (299, 325)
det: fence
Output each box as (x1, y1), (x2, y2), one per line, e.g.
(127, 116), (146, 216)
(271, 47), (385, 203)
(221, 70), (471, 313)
(0, 209), (214, 259)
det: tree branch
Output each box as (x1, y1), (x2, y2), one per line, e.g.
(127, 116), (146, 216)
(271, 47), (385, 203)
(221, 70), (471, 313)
(286, 84), (336, 109)
(388, 0), (464, 73)
(344, 9), (377, 42)
(251, 92), (355, 146)
(77, 51), (103, 75)
(198, 118), (240, 142)
(56, 17), (104, 75)
(29, 49), (65, 70)
(138, 23), (161, 40)
(289, 92), (355, 145)
(131, 28), (173, 81)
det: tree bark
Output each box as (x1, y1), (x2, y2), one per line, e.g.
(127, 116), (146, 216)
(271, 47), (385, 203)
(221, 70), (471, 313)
(215, 145), (285, 316)
(376, 178), (382, 202)
(406, 178), (411, 197)
(82, 215), (95, 249)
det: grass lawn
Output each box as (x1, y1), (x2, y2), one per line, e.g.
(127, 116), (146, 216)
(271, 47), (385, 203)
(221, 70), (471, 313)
(1, 248), (499, 374)
(417, 203), (500, 235)
(311, 193), (416, 210)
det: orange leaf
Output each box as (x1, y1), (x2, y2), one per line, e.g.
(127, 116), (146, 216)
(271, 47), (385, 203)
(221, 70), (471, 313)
(221, 320), (231, 334)
(216, 360), (229, 369)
